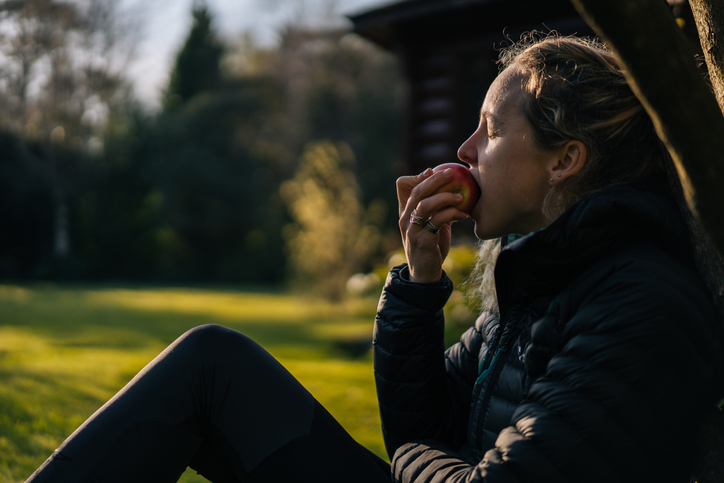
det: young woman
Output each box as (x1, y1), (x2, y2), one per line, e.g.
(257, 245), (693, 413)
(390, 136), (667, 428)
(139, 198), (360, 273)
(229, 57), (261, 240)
(28, 34), (724, 483)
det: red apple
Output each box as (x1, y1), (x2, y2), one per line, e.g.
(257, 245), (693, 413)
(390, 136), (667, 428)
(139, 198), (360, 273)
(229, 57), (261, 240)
(431, 163), (481, 214)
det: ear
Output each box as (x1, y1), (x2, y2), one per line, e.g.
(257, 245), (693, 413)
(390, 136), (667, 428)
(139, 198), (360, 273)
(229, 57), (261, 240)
(549, 141), (586, 185)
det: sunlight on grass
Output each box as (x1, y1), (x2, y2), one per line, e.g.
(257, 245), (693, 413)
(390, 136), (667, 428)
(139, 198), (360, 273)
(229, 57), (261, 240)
(0, 284), (385, 483)
(84, 288), (342, 323)
(0, 327), (164, 481)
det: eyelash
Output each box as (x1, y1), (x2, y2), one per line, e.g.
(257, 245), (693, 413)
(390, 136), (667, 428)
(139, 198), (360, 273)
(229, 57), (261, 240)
(480, 117), (498, 139)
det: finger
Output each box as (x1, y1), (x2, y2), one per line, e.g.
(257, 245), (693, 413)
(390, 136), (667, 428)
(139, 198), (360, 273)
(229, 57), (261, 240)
(400, 168), (460, 231)
(428, 206), (469, 225)
(439, 223), (453, 260)
(419, 207), (468, 235)
(408, 210), (430, 230)
(405, 167), (456, 211)
(396, 168), (433, 216)
(408, 192), (465, 225)
(400, 193), (462, 241)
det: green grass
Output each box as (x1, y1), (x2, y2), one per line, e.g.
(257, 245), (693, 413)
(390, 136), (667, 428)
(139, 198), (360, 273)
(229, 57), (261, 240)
(0, 283), (387, 482)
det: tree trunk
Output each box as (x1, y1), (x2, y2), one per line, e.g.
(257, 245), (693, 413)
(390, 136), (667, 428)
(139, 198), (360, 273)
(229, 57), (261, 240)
(691, 0), (724, 115)
(569, 0), (724, 259)
(570, 2), (724, 482)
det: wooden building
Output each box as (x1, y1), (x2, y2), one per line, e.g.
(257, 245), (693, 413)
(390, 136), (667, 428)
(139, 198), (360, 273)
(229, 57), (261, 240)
(348, 0), (594, 173)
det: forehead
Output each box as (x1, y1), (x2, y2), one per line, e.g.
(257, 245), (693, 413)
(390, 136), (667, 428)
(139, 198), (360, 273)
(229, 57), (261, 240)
(482, 67), (527, 118)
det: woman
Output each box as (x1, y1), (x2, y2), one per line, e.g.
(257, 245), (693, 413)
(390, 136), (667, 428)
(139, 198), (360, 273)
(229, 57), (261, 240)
(378, 34), (724, 482)
(28, 34), (724, 483)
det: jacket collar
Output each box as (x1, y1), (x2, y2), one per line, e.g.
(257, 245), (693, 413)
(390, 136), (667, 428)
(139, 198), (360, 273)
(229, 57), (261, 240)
(494, 177), (693, 309)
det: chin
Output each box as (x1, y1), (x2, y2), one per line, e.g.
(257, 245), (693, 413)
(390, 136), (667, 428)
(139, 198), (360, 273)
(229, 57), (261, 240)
(472, 222), (497, 242)
(470, 205), (510, 241)
(473, 223), (484, 241)
(472, 218), (517, 242)
(471, 215), (489, 241)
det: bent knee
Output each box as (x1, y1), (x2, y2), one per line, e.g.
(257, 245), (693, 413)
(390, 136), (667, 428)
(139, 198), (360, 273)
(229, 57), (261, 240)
(182, 324), (233, 342)
(175, 324), (253, 356)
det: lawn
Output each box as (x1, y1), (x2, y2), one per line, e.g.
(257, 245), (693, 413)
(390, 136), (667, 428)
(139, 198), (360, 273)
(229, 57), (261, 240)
(0, 283), (387, 482)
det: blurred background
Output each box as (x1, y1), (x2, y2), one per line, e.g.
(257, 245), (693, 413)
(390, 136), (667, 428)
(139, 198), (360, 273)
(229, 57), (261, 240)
(0, 0), (417, 293)
(0, 0), (484, 480)
(0, 0), (700, 480)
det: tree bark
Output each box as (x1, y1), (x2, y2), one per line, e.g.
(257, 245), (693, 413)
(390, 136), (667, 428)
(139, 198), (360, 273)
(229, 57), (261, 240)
(691, 0), (724, 115)
(569, 0), (724, 258)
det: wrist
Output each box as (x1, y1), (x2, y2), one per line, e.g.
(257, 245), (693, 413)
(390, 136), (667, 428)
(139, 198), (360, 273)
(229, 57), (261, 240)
(384, 264), (454, 313)
(408, 270), (442, 284)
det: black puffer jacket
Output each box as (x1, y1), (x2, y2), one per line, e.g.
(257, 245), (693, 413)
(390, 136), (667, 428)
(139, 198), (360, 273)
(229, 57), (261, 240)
(374, 181), (724, 483)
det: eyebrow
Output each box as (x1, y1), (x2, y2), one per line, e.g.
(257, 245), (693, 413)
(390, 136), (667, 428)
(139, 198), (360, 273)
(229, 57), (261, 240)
(480, 109), (502, 126)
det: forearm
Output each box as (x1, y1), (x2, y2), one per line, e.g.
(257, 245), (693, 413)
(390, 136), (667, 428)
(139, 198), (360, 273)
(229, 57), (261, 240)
(392, 441), (478, 483)
(374, 264), (462, 456)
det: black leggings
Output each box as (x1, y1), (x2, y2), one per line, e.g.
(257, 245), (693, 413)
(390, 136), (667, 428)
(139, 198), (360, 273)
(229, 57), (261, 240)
(27, 324), (392, 482)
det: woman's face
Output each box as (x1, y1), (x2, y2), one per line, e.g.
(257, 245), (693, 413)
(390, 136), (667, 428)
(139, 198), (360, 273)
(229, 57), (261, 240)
(458, 67), (558, 240)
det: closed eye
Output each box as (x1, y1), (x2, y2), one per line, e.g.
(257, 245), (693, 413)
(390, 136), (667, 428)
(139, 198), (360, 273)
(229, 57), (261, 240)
(480, 110), (501, 139)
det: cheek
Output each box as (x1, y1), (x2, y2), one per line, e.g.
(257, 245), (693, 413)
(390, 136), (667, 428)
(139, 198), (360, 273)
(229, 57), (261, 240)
(471, 181), (510, 233)
(475, 151), (515, 209)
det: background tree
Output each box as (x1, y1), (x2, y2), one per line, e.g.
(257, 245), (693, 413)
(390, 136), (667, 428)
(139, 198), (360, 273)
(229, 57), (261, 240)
(281, 141), (386, 300)
(164, 0), (225, 110)
(0, 132), (54, 278)
(0, 0), (137, 277)
(0, 0), (135, 145)
(0, 1), (403, 289)
(84, 3), (402, 287)
(268, 27), (402, 208)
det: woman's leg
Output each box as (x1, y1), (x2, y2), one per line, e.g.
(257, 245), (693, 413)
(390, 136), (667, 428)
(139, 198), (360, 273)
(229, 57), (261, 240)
(27, 324), (391, 483)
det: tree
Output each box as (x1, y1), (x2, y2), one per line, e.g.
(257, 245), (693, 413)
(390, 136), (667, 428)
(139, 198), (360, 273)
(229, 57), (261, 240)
(0, 2), (403, 285)
(0, 0), (136, 140)
(226, 26), (403, 218)
(690, 0), (724, 113)
(0, 0), (139, 275)
(569, 0), (724, 258)
(0, 131), (54, 278)
(281, 141), (386, 300)
(567, 2), (724, 481)
(142, 4), (291, 284)
(164, 0), (225, 110)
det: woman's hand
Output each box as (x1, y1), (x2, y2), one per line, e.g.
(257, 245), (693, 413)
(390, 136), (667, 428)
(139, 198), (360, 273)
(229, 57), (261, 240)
(397, 168), (469, 283)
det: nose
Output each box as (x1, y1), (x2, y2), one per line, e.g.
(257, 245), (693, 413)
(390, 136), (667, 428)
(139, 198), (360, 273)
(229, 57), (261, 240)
(457, 133), (477, 167)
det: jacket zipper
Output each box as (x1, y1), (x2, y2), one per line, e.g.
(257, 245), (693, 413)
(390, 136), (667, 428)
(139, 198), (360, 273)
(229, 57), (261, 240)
(476, 335), (503, 385)
(471, 323), (520, 453)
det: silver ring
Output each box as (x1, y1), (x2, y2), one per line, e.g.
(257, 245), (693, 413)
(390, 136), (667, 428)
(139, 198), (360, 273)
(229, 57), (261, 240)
(410, 209), (428, 227)
(425, 220), (441, 234)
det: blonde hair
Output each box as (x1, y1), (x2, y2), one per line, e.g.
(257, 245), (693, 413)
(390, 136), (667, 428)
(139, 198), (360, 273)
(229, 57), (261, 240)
(469, 33), (724, 315)
(502, 34), (668, 220)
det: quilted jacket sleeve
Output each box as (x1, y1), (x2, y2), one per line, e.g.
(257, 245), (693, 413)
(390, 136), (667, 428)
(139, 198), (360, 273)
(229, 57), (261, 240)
(374, 264), (485, 459)
(387, 254), (724, 483)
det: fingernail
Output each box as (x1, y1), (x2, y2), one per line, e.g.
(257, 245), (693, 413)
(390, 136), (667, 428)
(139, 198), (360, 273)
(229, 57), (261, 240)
(444, 168), (453, 175)
(421, 168), (432, 177)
